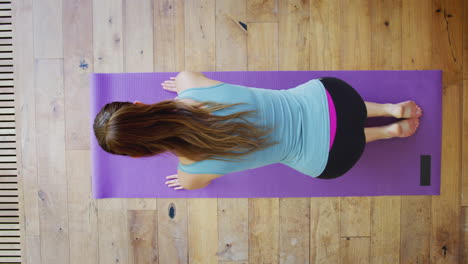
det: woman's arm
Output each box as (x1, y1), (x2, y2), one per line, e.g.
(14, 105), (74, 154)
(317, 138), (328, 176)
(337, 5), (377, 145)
(161, 71), (223, 101)
(174, 71), (223, 93)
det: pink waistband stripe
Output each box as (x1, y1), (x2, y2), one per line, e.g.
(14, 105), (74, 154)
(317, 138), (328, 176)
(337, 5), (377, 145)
(325, 89), (337, 150)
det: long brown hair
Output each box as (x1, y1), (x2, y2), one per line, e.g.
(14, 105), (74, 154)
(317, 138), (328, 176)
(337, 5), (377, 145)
(93, 99), (278, 162)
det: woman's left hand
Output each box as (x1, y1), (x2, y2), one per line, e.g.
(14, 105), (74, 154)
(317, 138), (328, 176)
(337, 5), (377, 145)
(161, 77), (177, 92)
(165, 174), (184, 190)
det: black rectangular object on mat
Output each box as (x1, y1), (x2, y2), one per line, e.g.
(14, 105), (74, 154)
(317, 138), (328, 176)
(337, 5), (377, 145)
(420, 155), (431, 186)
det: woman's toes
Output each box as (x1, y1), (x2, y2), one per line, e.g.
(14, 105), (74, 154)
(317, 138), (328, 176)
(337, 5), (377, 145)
(416, 106), (422, 116)
(405, 118), (419, 137)
(393, 118), (420, 138)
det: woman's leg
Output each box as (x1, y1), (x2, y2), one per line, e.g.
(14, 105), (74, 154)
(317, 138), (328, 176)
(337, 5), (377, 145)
(364, 118), (420, 143)
(363, 100), (423, 143)
(364, 102), (393, 117)
(364, 101), (423, 118)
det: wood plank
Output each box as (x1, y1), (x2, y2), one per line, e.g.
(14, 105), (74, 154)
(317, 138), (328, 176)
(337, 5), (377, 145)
(0, 180), (16, 190)
(183, 1), (219, 263)
(35, 59), (69, 263)
(278, 0), (309, 71)
(0, 163), (17, 168)
(63, 0), (93, 152)
(0, 156), (17, 162)
(340, 197), (370, 236)
(0, 229), (20, 235)
(0, 251), (21, 256)
(464, 0), (468, 80)
(97, 199), (129, 263)
(0, 216), (19, 222)
(33, 0), (62, 59)
(341, 237), (370, 264)
(217, 199), (248, 262)
(0, 115), (14, 121)
(0, 121), (16, 127)
(0, 149), (17, 154)
(0, 190), (18, 196)
(93, 0), (124, 72)
(215, 1), (249, 263)
(310, 198), (340, 263)
(0, 3), (11, 9)
(0, 66), (14, 72)
(123, 0), (157, 212)
(0, 94), (14, 100)
(338, 0), (371, 240)
(0, 135), (16, 141)
(279, 198), (309, 263)
(0, 237), (20, 243)
(153, 0), (185, 72)
(0, 170), (17, 177)
(0, 59), (13, 66)
(401, 197), (431, 263)
(123, 0), (153, 73)
(308, 3), (341, 261)
(0, 10), (11, 16)
(0, 203), (20, 209)
(249, 198), (279, 264)
(0, 17), (11, 24)
(462, 207), (468, 262)
(0, 107), (15, 114)
(93, 0), (129, 263)
(0, 223), (19, 229)
(463, 0), (468, 206)
(430, 0), (463, 262)
(0, 73), (13, 79)
(0, 33), (12, 39)
(128, 210), (158, 264)
(340, 0), (371, 70)
(66, 150), (98, 264)
(184, 0), (216, 71)
(0, 52), (13, 58)
(246, 17), (279, 264)
(246, 0), (277, 22)
(370, 1), (402, 263)
(0, 46), (12, 52)
(11, 8), (38, 264)
(0, 197), (18, 203)
(35, 59), (69, 264)
(0, 87), (14, 92)
(400, 1), (433, 263)
(0, 257), (21, 262)
(276, 1), (310, 263)
(188, 198), (218, 264)
(215, 0), (247, 71)
(157, 198), (188, 263)
(309, 0), (340, 70)
(463, 79), (468, 206)
(0, 243), (21, 250)
(0, 24), (12, 30)
(247, 23), (278, 71)
(0, 183), (18, 189)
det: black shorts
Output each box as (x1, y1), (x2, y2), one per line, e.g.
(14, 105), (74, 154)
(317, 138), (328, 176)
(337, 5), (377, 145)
(316, 77), (367, 179)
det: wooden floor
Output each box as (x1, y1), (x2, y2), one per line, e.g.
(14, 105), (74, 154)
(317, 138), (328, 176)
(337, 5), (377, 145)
(12, 0), (468, 263)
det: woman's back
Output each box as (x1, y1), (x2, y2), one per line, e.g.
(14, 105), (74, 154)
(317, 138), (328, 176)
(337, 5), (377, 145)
(176, 79), (330, 177)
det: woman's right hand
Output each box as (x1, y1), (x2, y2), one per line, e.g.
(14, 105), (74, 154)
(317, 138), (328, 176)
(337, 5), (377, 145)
(161, 77), (177, 92)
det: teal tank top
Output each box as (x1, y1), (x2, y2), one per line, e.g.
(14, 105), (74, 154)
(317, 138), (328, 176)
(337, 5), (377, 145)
(176, 79), (330, 178)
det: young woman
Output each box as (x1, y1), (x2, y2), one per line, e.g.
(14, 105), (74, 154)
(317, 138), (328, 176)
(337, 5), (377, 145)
(93, 71), (422, 191)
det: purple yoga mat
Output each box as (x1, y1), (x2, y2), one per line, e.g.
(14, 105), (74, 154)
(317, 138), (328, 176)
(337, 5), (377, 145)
(90, 71), (442, 199)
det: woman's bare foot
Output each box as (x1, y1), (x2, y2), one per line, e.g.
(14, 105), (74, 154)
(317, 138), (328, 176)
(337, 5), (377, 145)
(389, 101), (423, 118)
(386, 118), (420, 138)
(161, 77), (177, 92)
